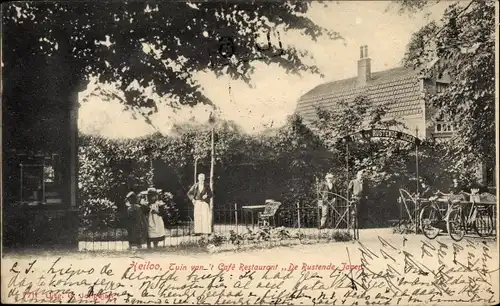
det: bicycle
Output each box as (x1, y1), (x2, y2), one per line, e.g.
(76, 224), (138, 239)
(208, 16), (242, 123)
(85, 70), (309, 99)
(418, 191), (452, 239)
(446, 191), (495, 242)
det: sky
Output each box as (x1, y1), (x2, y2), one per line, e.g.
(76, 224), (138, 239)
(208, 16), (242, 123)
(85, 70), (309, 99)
(78, 1), (451, 139)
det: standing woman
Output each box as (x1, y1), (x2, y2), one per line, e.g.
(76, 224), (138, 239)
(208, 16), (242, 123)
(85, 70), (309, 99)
(187, 173), (213, 236)
(145, 188), (166, 248)
(125, 191), (148, 249)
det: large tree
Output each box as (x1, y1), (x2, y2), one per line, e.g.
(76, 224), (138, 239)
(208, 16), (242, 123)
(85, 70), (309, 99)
(400, 0), (496, 169)
(2, 1), (340, 115)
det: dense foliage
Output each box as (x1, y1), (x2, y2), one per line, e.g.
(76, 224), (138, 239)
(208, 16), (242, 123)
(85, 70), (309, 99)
(78, 94), (462, 229)
(401, 0), (495, 172)
(79, 198), (118, 230)
(2, 1), (340, 116)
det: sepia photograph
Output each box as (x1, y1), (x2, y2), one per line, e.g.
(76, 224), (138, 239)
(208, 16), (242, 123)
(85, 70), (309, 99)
(1, 0), (498, 304)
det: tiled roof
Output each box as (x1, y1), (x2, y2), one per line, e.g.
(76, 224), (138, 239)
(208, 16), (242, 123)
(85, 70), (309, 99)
(296, 66), (424, 123)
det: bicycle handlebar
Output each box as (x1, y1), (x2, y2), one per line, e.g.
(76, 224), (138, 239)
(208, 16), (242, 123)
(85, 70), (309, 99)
(434, 190), (448, 196)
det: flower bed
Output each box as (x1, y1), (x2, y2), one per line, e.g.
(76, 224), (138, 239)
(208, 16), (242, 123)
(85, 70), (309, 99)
(77, 225), (354, 252)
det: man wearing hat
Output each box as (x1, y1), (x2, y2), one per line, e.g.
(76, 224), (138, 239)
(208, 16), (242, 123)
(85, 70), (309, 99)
(145, 188), (166, 248)
(348, 170), (366, 228)
(417, 177), (434, 200)
(318, 173), (338, 229)
(125, 191), (148, 249)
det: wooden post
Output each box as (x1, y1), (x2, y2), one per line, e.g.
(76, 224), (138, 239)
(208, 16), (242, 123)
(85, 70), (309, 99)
(296, 201), (301, 230)
(316, 177), (320, 229)
(234, 203), (238, 233)
(69, 93), (78, 208)
(415, 127), (419, 234)
(210, 126), (215, 233)
(194, 157), (198, 185)
(415, 127), (420, 195)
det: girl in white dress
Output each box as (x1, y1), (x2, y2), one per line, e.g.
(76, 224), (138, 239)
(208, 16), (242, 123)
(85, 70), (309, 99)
(145, 188), (165, 248)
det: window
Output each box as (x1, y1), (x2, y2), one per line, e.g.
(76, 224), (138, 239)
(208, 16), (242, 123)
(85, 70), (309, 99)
(18, 154), (62, 205)
(434, 114), (454, 133)
(44, 165), (55, 183)
(436, 82), (448, 93)
(486, 165), (495, 186)
(435, 122), (454, 132)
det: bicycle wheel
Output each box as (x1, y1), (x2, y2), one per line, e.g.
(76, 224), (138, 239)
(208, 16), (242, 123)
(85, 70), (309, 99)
(474, 206), (494, 237)
(447, 207), (465, 242)
(419, 205), (440, 239)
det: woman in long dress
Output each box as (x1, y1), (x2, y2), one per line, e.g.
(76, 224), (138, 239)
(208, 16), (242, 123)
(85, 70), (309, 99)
(125, 191), (148, 249)
(145, 188), (166, 248)
(187, 173), (213, 235)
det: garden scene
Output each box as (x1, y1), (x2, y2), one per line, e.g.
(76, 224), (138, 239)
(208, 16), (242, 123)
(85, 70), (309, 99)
(77, 95), (494, 252)
(2, 0), (496, 254)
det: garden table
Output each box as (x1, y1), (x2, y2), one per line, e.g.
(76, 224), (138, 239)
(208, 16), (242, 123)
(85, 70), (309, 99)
(242, 205), (266, 229)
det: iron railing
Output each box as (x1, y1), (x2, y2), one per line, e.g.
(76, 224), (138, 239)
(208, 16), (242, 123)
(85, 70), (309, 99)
(78, 202), (356, 252)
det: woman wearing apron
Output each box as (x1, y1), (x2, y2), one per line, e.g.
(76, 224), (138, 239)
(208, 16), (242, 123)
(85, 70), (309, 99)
(187, 173), (213, 236)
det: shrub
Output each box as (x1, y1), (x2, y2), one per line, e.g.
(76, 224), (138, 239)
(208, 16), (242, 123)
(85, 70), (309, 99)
(331, 230), (352, 241)
(79, 198), (118, 230)
(198, 233), (227, 247)
(160, 192), (181, 226)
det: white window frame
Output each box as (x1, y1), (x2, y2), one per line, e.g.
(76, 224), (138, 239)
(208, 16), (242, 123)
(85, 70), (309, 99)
(434, 114), (454, 133)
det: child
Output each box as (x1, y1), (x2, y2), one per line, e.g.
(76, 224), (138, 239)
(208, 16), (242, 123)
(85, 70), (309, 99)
(145, 188), (166, 248)
(125, 191), (148, 249)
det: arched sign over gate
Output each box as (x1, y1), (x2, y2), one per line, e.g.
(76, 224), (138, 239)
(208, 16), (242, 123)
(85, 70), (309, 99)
(339, 129), (422, 239)
(342, 128), (421, 145)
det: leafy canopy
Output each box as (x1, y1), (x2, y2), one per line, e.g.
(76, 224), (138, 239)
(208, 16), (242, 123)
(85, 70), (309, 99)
(2, 1), (341, 115)
(401, 0), (495, 166)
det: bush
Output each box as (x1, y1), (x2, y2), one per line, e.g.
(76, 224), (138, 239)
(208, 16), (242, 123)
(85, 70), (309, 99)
(160, 191), (181, 226)
(79, 198), (118, 230)
(78, 115), (464, 230)
(331, 230), (352, 241)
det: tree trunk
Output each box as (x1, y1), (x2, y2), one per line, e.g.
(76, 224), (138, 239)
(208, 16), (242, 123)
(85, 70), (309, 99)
(210, 127), (215, 232)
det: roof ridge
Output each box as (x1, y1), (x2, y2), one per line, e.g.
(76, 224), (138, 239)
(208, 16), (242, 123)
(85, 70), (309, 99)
(300, 66), (420, 100)
(296, 65), (424, 122)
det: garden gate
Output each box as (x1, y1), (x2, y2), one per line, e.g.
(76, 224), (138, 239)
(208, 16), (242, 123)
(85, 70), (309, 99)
(316, 186), (358, 239)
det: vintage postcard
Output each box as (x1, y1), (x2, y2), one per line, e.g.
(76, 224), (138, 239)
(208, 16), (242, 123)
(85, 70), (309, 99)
(1, 0), (499, 305)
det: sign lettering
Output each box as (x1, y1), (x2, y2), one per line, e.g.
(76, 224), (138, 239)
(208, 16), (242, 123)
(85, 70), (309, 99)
(343, 129), (420, 144)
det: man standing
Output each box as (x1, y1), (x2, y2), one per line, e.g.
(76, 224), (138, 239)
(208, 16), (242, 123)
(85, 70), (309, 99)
(318, 173), (337, 229)
(449, 177), (465, 195)
(417, 178), (434, 200)
(348, 170), (366, 228)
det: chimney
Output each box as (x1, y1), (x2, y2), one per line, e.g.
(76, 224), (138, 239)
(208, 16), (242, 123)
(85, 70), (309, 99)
(357, 45), (371, 86)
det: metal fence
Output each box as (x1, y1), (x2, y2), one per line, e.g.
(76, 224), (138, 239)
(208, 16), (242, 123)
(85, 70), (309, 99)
(78, 202), (356, 252)
(395, 189), (497, 238)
